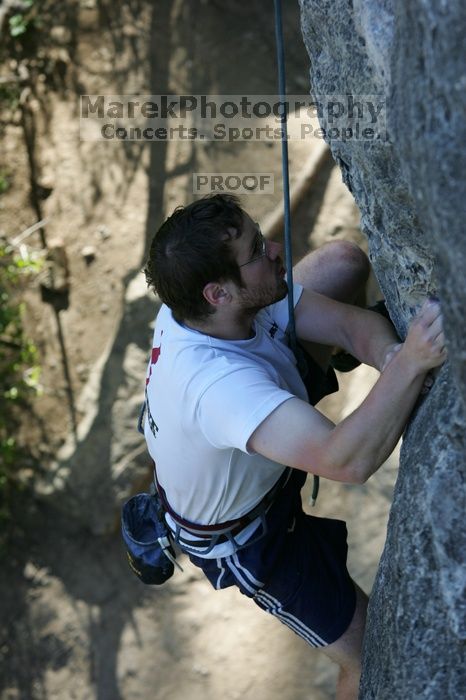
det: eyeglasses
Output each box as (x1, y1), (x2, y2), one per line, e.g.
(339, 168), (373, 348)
(238, 227), (267, 267)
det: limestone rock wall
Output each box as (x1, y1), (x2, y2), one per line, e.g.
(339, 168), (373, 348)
(299, 1), (465, 697)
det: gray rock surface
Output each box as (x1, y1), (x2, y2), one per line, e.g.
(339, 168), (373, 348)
(299, 0), (465, 697)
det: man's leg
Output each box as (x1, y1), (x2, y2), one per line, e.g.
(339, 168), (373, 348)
(293, 240), (370, 370)
(293, 241), (370, 697)
(322, 583), (368, 700)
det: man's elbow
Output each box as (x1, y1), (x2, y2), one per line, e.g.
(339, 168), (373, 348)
(311, 454), (371, 485)
(348, 464), (370, 484)
(343, 457), (373, 484)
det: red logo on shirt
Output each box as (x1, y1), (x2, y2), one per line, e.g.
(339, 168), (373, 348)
(146, 331), (163, 385)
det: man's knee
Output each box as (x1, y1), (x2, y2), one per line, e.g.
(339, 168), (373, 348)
(294, 240), (370, 301)
(319, 239), (370, 284)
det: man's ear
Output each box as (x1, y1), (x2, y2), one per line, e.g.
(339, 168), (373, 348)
(202, 281), (232, 308)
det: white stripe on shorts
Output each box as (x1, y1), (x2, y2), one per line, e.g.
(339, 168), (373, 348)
(226, 557), (259, 595)
(254, 590), (327, 647)
(231, 553), (265, 588)
(215, 558), (226, 589)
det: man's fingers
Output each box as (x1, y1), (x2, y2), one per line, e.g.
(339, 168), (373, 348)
(416, 299), (442, 326)
(412, 301), (446, 349)
(402, 299), (448, 374)
(432, 329), (446, 346)
(429, 328), (447, 355)
(429, 315), (444, 336)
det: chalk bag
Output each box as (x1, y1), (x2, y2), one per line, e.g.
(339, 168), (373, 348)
(121, 491), (182, 585)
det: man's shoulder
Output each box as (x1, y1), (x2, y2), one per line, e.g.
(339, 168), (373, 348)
(152, 306), (261, 379)
(154, 304), (211, 351)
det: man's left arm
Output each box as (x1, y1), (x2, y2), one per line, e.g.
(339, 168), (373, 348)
(294, 289), (400, 371)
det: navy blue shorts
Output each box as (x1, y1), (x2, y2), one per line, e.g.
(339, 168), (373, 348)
(188, 469), (356, 648)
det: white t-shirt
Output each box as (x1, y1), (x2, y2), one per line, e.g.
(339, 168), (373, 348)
(144, 284), (307, 534)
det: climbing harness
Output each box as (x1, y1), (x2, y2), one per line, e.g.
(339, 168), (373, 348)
(153, 459), (291, 555)
(121, 403), (291, 583)
(121, 461), (290, 584)
(273, 0), (320, 505)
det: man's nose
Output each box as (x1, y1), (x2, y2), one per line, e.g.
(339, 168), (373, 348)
(266, 239), (282, 260)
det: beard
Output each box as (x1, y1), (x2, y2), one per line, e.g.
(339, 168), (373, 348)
(237, 277), (289, 314)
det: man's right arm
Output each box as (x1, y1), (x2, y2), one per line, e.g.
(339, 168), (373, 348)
(248, 300), (447, 484)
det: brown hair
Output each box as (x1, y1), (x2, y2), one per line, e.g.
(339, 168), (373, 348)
(144, 194), (245, 322)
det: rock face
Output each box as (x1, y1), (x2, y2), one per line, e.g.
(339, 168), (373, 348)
(299, 1), (465, 697)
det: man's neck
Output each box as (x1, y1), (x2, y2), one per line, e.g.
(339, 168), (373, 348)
(183, 310), (256, 341)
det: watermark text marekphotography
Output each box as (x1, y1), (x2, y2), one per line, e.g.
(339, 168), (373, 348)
(193, 173), (274, 195)
(79, 94), (387, 143)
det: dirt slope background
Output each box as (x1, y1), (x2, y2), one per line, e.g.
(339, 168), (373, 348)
(1, 2), (398, 698)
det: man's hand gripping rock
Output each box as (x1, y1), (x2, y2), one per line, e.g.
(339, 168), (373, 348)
(381, 300), (448, 391)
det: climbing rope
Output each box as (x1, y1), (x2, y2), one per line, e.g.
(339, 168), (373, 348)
(273, 0), (320, 505)
(273, 0), (296, 352)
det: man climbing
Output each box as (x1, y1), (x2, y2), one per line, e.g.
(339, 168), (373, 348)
(142, 194), (447, 699)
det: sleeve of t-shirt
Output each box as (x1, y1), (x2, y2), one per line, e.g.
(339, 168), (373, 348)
(195, 359), (294, 454)
(266, 282), (304, 332)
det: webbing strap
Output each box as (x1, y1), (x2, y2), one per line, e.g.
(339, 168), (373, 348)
(153, 463), (291, 555)
(273, 0), (319, 505)
(153, 460), (290, 535)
